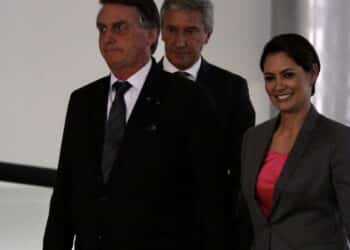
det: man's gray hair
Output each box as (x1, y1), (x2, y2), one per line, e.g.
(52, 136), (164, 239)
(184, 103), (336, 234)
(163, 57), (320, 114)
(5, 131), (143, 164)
(160, 0), (214, 34)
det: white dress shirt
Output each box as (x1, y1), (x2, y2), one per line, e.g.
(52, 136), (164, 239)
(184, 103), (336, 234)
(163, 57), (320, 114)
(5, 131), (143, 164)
(162, 56), (202, 81)
(107, 59), (152, 122)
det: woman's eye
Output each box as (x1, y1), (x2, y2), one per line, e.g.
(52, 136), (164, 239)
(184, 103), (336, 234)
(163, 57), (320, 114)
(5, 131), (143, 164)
(284, 72), (294, 78)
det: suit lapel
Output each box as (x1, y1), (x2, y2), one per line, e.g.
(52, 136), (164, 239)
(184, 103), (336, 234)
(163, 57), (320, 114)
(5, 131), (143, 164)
(158, 57), (165, 69)
(125, 60), (165, 134)
(270, 105), (319, 214)
(196, 58), (212, 88)
(107, 60), (165, 183)
(89, 77), (109, 185)
(249, 118), (278, 222)
(159, 56), (212, 87)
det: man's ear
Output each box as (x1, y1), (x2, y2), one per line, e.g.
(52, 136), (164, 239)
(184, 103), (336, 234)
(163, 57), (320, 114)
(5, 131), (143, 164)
(204, 31), (212, 44)
(310, 63), (320, 85)
(148, 28), (159, 45)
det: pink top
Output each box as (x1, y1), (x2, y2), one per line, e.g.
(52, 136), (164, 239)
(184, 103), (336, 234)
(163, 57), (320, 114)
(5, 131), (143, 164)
(256, 150), (289, 217)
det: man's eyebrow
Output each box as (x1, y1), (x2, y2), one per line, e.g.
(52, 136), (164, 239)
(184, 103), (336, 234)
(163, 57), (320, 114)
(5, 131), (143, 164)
(185, 26), (200, 30)
(112, 20), (128, 26)
(97, 20), (128, 26)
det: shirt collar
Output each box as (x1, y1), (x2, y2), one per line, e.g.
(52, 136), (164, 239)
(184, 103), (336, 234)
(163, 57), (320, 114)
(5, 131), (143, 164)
(163, 56), (202, 81)
(110, 59), (152, 91)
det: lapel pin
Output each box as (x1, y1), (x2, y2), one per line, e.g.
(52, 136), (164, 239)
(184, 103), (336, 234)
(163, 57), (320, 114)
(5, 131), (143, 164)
(147, 124), (158, 132)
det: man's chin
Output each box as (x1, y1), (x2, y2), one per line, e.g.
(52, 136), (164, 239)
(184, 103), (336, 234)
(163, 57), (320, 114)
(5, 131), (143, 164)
(106, 61), (124, 70)
(170, 57), (193, 70)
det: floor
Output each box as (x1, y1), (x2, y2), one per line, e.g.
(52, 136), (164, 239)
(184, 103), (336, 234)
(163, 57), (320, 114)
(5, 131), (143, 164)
(0, 182), (52, 250)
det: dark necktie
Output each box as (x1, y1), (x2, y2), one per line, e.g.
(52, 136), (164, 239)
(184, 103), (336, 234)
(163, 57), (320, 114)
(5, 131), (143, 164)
(174, 71), (193, 80)
(101, 81), (131, 183)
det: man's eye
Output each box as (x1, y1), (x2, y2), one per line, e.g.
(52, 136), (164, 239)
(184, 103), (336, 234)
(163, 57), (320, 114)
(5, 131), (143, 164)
(97, 25), (106, 33)
(185, 28), (197, 35)
(284, 72), (294, 78)
(264, 76), (274, 82)
(166, 27), (175, 33)
(115, 23), (127, 32)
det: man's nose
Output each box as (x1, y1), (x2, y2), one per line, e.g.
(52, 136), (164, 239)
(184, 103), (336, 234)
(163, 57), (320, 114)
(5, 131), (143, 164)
(174, 32), (186, 47)
(104, 29), (116, 45)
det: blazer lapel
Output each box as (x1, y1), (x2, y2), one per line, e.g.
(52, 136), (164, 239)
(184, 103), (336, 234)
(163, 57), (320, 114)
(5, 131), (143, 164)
(271, 105), (319, 214)
(196, 58), (212, 87)
(125, 60), (165, 134)
(89, 77), (109, 185)
(106, 60), (167, 184)
(159, 56), (212, 87)
(249, 118), (278, 222)
(158, 57), (164, 69)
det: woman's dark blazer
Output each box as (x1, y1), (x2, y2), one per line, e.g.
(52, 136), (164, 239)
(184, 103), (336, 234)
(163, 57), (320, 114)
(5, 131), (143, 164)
(241, 105), (350, 250)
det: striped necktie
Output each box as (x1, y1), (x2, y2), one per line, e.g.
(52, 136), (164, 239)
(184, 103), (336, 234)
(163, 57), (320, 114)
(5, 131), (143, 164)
(101, 81), (131, 182)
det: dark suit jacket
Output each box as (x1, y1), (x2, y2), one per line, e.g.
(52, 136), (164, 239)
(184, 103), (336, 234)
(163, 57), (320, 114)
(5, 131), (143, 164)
(160, 58), (256, 249)
(160, 58), (255, 185)
(43, 61), (234, 250)
(241, 105), (350, 250)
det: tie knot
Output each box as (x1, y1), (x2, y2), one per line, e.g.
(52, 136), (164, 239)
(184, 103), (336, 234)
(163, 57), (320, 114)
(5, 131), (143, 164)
(174, 71), (193, 80)
(113, 81), (131, 95)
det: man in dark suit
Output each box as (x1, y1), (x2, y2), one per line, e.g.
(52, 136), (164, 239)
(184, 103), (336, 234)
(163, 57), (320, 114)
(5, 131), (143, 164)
(159, 0), (255, 209)
(43, 0), (234, 250)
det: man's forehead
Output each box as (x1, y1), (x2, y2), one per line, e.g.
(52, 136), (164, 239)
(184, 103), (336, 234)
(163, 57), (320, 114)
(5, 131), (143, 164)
(164, 9), (203, 25)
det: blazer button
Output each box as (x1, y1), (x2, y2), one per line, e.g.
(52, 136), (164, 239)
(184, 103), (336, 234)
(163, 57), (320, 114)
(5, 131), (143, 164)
(147, 124), (158, 132)
(99, 195), (109, 201)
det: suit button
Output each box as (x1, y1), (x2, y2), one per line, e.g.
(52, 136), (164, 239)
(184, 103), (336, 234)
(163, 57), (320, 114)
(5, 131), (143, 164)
(99, 195), (109, 201)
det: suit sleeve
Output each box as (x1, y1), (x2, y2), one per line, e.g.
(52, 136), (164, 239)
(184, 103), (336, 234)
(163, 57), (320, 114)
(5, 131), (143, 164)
(235, 128), (254, 250)
(331, 126), (350, 240)
(230, 78), (255, 184)
(43, 93), (77, 250)
(187, 85), (235, 250)
(229, 79), (255, 250)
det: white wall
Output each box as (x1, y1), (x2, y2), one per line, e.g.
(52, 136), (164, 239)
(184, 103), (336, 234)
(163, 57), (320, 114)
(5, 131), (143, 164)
(1, 1), (104, 168)
(201, 0), (271, 125)
(0, 1), (271, 249)
(0, 0), (271, 169)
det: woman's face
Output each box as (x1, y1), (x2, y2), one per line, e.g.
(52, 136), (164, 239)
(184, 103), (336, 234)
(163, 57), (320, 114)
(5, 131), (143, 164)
(262, 52), (318, 114)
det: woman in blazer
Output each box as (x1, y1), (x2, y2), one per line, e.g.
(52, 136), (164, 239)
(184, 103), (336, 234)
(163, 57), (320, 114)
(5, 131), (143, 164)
(241, 33), (350, 250)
